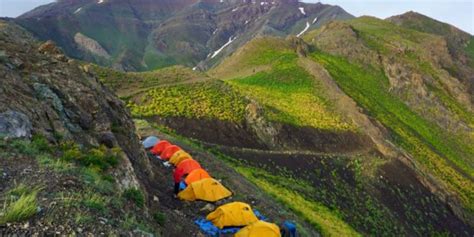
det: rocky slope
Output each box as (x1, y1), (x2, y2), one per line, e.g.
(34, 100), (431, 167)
(14, 0), (352, 71)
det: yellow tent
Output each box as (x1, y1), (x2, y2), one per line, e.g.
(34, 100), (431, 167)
(206, 202), (258, 229)
(235, 220), (281, 237)
(169, 150), (192, 166)
(178, 178), (232, 202)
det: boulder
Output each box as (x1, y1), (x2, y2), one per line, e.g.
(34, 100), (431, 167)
(0, 110), (32, 139)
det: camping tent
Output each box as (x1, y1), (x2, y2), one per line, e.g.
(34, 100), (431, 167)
(161, 145), (181, 160)
(235, 221), (281, 237)
(173, 159), (201, 183)
(142, 136), (159, 149)
(169, 150), (192, 166)
(178, 178), (231, 202)
(151, 140), (171, 156)
(206, 202), (258, 229)
(185, 168), (211, 185)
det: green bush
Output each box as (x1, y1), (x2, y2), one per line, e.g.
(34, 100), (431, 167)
(81, 192), (108, 214)
(153, 212), (166, 226)
(0, 190), (38, 224)
(31, 134), (51, 153)
(61, 143), (120, 171)
(123, 188), (145, 208)
(10, 139), (36, 156)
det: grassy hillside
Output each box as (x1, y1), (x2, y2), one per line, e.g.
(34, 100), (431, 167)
(312, 52), (473, 213)
(305, 16), (473, 216)
(214, 37), (355, 131)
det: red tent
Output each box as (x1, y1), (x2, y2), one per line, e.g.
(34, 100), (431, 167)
(174, 159), (201, 183)
(151, 140), (171, 155)
(161, 145), (181, 160)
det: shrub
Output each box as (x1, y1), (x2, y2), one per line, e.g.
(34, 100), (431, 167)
(10, 139), (36, 156)
(0, 191), (38, 224)
(153, 212), (166, 226)
(123, 188), (145, 208)
(61, 143), (119, 171)
(81, 192), (108, 214)
(31, 134), (51, 153)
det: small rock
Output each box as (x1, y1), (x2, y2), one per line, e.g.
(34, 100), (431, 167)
(22, 222), (30, 229)
(77, 227), (83, 233)
(200, 203), (215, 212)
(98, 217), (108, 224)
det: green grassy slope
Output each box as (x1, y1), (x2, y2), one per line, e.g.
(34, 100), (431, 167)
(312, 53), (473, 213)
(304, 16), (473, 215)
(214, 37), (355, 131)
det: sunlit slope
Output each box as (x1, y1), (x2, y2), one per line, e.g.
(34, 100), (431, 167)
(305, 16), (473, 216)
(212, 37), (355, 131)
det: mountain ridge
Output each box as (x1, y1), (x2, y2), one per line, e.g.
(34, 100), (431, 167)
(14, 0), (353, 71)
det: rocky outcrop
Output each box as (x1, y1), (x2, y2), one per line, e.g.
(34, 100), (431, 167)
(74, 32), (110, 59)
(0, 20), (153, 187)
(0, 111), (32, 139)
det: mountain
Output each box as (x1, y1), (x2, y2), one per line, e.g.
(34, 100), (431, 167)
(0, 20), (319, 235)
(14, 0), (352, 71)
(94, 13), (474, 236)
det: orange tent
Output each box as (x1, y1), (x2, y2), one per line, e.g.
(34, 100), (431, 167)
(161, 145), (181, 160)
(151, 140), (171, 156)
(174, 159), (201, 183)
(185, 168), (211, 185)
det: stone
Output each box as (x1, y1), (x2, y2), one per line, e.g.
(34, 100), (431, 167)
(0, 110), (32, 139)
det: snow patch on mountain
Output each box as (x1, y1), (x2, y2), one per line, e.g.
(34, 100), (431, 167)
(74, 7), (82, 14)
(298, 7), (306, 15)
(210, 36), (236, 59)
(296, 22), (310, 37)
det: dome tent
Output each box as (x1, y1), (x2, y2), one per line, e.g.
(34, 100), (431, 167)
(169, 150), (192, 166)
(151, 140), (171, 155)
(235, 220), (281, 237)
(142, 136), (159, 149)
(185, 168), (211, 185)
(161, 145), (181, 160)
(206, 202), (258, 229)
(178, 178), (231, 202)
(173, 159), (201, 183)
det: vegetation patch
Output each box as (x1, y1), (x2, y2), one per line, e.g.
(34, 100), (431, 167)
(127, 80), (247, 122)
(0, 186), (39, 224)
(123, 188), (145, 208)
(236, 166), (360, 237)
(228, 50), (354, 131)
(60, 142), (121, 172)
(312, 53), (474, 214)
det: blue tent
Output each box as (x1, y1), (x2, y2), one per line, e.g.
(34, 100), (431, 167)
(142, 136), (159, 149)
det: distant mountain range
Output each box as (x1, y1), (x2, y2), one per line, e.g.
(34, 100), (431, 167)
(14, 0), (352, 71)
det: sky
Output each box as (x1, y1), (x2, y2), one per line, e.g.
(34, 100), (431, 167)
(0, 0), (472, 34)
